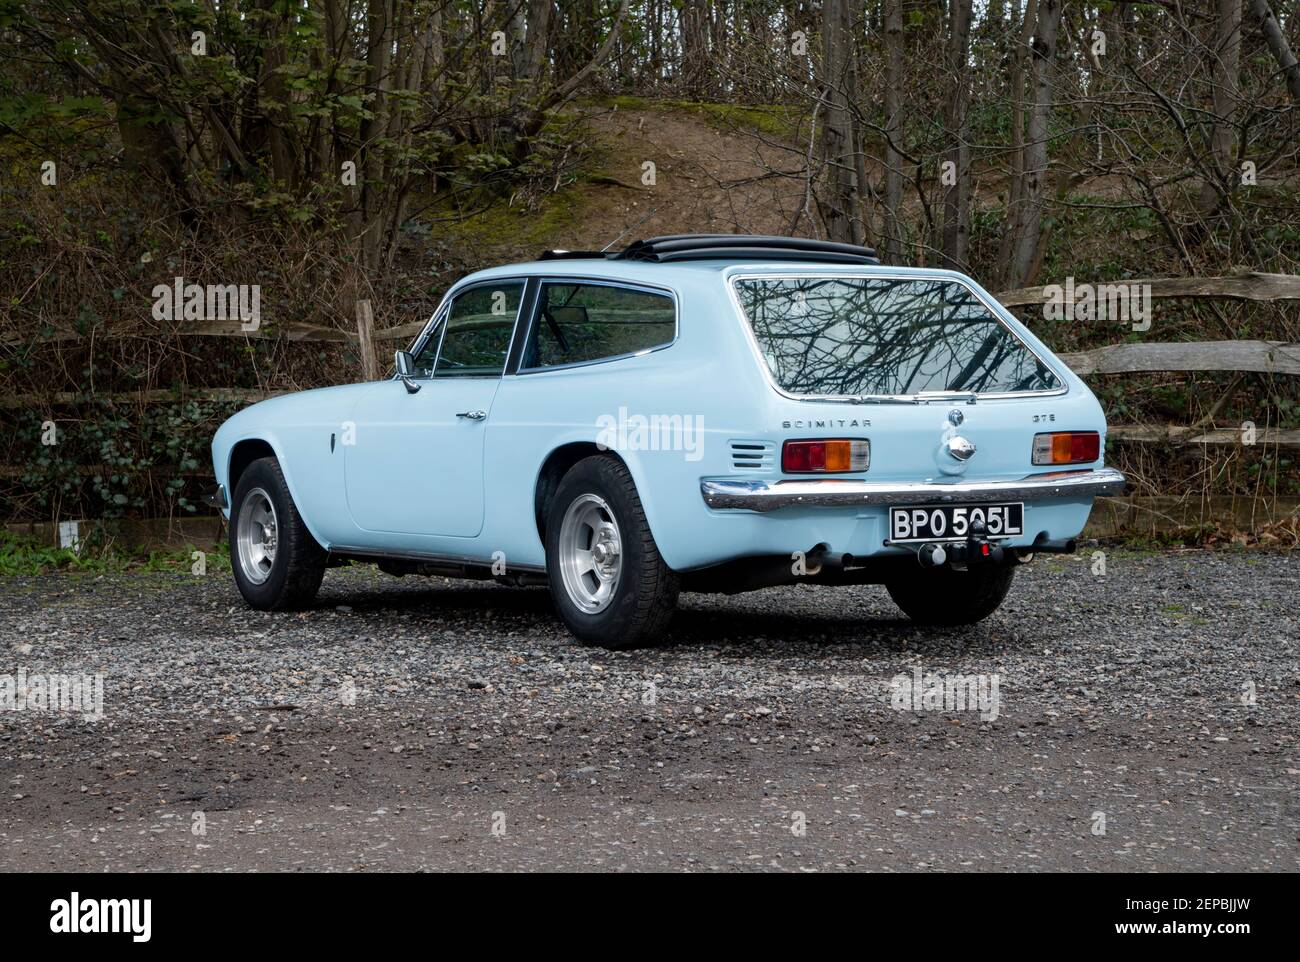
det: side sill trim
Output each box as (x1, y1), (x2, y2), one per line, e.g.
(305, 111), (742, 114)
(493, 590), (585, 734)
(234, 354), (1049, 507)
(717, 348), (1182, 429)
(329, 544), (547, 573)
(700, 467), (1128, 512)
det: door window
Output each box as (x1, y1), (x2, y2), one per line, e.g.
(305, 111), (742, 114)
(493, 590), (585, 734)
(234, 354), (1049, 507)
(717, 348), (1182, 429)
(411, 282), (524, 378)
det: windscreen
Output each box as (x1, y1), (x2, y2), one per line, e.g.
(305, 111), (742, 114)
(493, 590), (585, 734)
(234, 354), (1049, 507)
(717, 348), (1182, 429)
(733, 276), (1061, 397)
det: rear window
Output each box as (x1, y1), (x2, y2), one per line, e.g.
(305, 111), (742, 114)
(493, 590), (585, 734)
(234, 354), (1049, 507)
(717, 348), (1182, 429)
(733, 276), (1061, 397)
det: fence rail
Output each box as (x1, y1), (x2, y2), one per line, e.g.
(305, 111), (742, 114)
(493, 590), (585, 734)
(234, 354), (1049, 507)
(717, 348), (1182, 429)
(6, 338), (1297, 441)
(1107, 425), (1300, 446)
(1, 318), (426, 347)
(11, 272), (1297, 347)
(1059, 340), (1300, 376)
(0, 388), (281, 410)
(996, 271), (1300, 308)
(3, 276), (1299, 453)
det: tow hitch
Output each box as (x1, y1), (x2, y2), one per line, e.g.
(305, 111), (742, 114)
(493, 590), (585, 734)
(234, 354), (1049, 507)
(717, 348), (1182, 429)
(917, 520), (1005, 568)
(917, 525), (1080, 568)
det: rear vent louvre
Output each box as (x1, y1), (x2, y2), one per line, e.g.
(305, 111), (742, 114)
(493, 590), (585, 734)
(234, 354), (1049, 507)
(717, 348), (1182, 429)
(730, 440), (775, 471)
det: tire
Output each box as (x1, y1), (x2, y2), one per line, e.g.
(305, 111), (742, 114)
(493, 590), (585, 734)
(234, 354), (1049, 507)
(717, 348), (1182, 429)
(545, 456), (679, 648)
(229, 456), (327, 610)
(885, 563), (1015, 626)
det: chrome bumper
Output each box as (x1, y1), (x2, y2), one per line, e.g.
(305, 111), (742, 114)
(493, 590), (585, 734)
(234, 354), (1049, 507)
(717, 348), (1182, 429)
(203, 483), (228, 510)
(700, 467), (1127, 512)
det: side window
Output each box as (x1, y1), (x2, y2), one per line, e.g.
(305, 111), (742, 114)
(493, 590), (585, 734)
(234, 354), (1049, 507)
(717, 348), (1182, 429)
(432, 282), (524, 378)
(522, 282), (675, 370)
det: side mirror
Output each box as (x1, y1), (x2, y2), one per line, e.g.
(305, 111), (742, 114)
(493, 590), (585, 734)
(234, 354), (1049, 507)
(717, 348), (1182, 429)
(394, 350), (421, 394)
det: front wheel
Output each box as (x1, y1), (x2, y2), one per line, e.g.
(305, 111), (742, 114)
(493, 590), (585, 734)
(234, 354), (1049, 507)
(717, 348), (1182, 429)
(886, 563), (1015, 626)
(229, 456), (327, 610)
(545, 456), (679, 648)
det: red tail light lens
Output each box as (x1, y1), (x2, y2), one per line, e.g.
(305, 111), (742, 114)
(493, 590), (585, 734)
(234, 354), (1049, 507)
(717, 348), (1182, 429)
(1032, 431), (1100, 465)
(782, 439), (870, 473)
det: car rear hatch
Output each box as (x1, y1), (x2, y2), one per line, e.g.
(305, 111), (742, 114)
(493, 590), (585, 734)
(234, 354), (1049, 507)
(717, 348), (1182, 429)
(729, 272), (1084, 485)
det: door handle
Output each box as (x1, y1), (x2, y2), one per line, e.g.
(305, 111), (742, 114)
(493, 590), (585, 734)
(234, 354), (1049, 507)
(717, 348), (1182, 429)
(456, 410), (487, 421)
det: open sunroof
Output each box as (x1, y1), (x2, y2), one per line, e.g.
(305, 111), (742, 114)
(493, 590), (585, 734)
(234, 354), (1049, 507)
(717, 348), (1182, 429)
(538, 234), (880, 265)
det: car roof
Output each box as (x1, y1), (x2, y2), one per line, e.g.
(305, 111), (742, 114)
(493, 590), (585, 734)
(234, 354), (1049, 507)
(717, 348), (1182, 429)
(451, 234), (886, 288)
(457, 257), (967, 289)
(445, 233), (977, 298)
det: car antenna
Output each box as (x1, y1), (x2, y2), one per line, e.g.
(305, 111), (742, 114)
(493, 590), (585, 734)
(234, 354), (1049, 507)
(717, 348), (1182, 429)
(600, 205), (661, 252)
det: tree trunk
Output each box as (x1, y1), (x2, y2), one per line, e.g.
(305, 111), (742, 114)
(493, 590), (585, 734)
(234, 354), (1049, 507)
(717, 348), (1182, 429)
(357, 0), (394, 273)
(1250, 0), (1300, 102)
(997, 0), (1038, 276)
(820, 0), (858, 243)
(518, 0), (553, 84)
(681, 0), (711, 96)
(259, 0), (296, 188)
(1005, 0), (1060, 289)
(1201, 0), (1242, 213)
(941, 0), (974, 268)
(882, 0), (905, 263)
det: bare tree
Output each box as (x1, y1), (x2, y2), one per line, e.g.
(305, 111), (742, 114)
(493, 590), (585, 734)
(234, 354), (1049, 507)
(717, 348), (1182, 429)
(1003, 0), (1061, 289)
(1201, 0), (1243, 214)
(942, 0), (975, 268)
(820, 0), (859, 243)
(682, 0), (712, 95)
(1250, 0), (1300, 101)
(882, 0), (906, 263)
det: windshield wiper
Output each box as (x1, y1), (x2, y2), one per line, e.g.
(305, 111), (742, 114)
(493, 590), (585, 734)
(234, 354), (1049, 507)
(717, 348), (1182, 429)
(843, 395), (921, 405)
(838, 391), (978, 405)
(912, 390), (978, 404)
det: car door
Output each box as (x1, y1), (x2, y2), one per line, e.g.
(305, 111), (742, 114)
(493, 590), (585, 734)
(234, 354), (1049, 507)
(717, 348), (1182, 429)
(344, 280), (527, 540)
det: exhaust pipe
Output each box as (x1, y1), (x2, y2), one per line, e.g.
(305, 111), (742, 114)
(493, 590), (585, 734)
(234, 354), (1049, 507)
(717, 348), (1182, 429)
(1029, 534), (1077, 554)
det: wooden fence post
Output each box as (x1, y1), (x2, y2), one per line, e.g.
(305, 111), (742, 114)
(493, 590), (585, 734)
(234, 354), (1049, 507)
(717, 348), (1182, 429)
(354, 299), (380, 382)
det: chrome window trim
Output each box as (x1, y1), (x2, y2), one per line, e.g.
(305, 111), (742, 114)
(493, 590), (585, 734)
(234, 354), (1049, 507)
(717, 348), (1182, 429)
(724, 270), (1070, 402)
(513, 276), (680, 376)
(403, 304), (447, 379)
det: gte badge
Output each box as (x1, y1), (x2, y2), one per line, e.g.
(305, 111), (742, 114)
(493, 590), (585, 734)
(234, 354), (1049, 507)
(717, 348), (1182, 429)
(50, 892), (152, 943)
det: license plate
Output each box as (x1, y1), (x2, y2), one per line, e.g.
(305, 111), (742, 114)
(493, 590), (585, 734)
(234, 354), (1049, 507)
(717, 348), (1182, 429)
(889, 502), (1024, 543)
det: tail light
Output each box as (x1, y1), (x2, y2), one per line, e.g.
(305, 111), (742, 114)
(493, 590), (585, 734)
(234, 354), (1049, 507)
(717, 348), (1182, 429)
(1032, 431), (1100, 465)
(782, 438), (870, 473)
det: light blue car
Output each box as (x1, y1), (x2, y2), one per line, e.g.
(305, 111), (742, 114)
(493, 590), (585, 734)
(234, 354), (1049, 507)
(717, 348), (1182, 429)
(208, 235), (1125, 647)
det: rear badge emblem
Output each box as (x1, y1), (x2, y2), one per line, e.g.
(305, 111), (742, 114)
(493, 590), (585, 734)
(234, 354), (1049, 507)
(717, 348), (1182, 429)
(946, 435), (977, 461)
(948, 408), (964, 426)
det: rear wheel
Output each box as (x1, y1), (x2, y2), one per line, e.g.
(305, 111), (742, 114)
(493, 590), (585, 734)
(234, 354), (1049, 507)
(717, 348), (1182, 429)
(545, 456), (678, 648)
(886, 563), (1015, 626)
(230, 457), (327, 610)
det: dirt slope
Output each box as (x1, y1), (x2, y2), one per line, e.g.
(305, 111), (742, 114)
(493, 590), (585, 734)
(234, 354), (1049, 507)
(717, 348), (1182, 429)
(572, 103), (811, 247)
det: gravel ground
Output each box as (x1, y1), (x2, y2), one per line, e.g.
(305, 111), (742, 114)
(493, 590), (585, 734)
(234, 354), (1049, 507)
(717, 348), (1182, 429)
(1, 549), (1296, 872)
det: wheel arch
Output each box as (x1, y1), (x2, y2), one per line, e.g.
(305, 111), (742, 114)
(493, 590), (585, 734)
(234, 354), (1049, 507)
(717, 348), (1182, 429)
(535, 442), (607, 543)
(228, 438), (277, 497)
(224, 435), (332, 551)
(536, 442), (673, 543)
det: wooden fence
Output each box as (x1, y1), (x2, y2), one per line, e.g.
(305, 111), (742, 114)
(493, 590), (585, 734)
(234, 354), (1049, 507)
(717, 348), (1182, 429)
(2, 277), (1299, 493)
